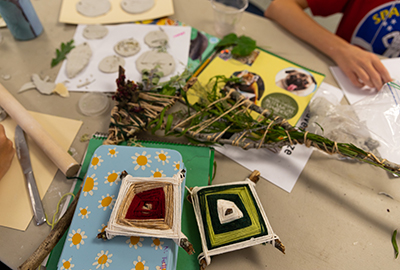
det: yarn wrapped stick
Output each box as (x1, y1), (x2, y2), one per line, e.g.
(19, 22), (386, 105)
(156, 77), (400, 177)
(105, 69), (400, 177)
(170, 122), (400, 176)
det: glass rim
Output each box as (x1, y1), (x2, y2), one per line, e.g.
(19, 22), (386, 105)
(211, 0), (249, 14)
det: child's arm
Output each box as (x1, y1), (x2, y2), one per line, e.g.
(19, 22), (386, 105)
(265, 0), (391, 90)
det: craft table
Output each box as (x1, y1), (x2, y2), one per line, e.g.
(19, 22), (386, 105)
(1, 0), (399, 269)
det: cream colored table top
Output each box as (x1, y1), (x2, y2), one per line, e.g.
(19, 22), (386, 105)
(1, 0), (399, 269)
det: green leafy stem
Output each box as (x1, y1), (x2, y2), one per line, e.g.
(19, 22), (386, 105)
(149, 75), (400, 177)
(51, 40), (75, 67)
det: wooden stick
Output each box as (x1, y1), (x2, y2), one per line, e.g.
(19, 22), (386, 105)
(248, 170), (260, 183)
(0, 83), (80, 177)
(18, 187), (82, 270)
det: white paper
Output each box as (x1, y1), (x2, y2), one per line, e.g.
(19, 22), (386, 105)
(215, 82), (344, 193)
(330, 58), (400, 104)
(55, 24), (191, 92)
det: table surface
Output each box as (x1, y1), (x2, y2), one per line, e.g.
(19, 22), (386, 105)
(1, 0), (400, 269)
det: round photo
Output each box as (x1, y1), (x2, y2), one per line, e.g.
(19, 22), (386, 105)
(275, 67), (317, 96)
(226, 70), (265, 102)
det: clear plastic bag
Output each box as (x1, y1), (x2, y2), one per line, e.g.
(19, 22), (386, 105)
(351, 81), (400, 164)
(307, 81), (400, 165)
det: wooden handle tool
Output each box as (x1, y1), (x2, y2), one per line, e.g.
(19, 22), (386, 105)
(0, 83), (80, 177)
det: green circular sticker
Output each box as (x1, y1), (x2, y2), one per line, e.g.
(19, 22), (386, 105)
(261, 93), (298, 120)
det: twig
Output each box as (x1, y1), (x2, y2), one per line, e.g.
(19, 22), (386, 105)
(18, 187), (82, 270)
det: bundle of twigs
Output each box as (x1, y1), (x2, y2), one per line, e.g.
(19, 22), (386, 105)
(104, 66), (180, 145)
(106, 67), (400, 176)
(154, 76), (400, 177)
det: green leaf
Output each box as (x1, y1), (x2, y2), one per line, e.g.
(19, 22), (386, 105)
(216, 33), (238, 48)
(315, 122), (324, 133)
(231, 35), (256, 56)
(393, 230), (399, 258)
(51, 40), (75, 68)
(165, 114), (174, 134)
(215, 34), (257, 57)
(151, 107), (167, 134)
(160, 85), (176, 96)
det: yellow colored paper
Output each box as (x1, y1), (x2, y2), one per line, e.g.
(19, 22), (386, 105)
(193, 49), (325, 126)
(0, 112), (82, 231)
(59, 0), (174, 24)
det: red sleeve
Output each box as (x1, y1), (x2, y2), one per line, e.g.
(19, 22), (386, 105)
(307, 0), (350, 16)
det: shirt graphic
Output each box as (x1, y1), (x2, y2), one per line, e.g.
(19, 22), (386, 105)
(351, 2), (400, 57)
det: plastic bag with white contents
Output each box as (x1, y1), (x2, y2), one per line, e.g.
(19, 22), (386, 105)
(350, 81), (400, 164)
(307, 81), (400, 165)
(307, 93), (381, 158)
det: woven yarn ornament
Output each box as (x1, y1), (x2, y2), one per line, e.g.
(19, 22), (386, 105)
(188, 171), (285, 269)
(99, 170), (194, 254)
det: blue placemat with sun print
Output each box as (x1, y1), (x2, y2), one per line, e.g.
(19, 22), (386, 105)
(57, 145), (185, 270)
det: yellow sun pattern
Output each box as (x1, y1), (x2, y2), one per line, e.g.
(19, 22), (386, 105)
(107, 147), (119, 158)
(132, 256), (149, 270)
(132, 151), (152, 170)
(78, 206), (91, 219)
(154, 150), (170, 165)
(126, 236), (144, 249)
(172, 161), (181, 171)
(68, 228), (87, 249)
(93, 250), (113, 269)
(151, 238), (164, 250)
(90, 154), (104, 170)
(82, 173), (98, 196)
(60, 258), (74, 270)
(150, 168), (166, 178)
(98, 194), (115, 211)
(60, 146), (185, 269)
(104, 170), (121, 186)
(156, 264), (167, 270)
